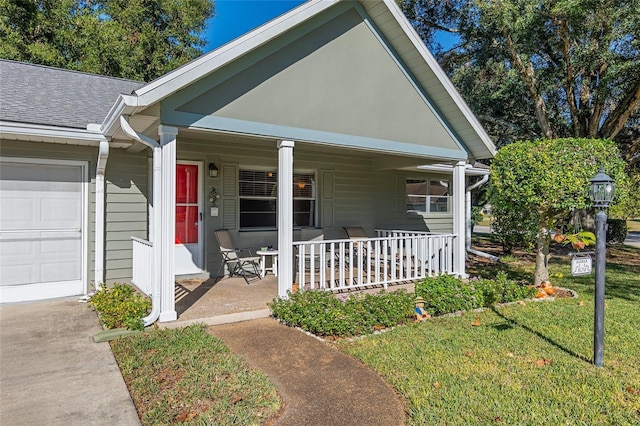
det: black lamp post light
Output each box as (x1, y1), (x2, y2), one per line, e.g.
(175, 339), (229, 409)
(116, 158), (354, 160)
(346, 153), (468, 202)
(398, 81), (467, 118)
(588, 168), (615, 367)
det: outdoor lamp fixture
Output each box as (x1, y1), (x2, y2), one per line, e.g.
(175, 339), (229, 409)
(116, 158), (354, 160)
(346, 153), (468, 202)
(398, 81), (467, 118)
(589, 168), (615, 367)
(208, 162), (219, 178)
(589, 169), (615, 208)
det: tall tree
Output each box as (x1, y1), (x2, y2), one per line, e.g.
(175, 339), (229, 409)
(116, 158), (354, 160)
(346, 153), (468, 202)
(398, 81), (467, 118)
(490, 138), (628, 285)
(0, 0), (214, 81)
(400, 0), (640, 162)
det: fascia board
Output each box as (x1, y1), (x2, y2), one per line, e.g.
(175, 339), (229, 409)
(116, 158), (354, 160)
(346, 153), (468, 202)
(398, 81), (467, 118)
(0, 121), (109, 145)
(100, 94), (140, 137)
(134, 0), (338, 107)
(380, 0), (497, 158)
(417, 163), (491, 176)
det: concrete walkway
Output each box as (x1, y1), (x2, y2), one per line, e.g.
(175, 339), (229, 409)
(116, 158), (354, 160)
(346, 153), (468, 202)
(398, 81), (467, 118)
(0, 299), (140, 426)
(208, 318), (406, 426)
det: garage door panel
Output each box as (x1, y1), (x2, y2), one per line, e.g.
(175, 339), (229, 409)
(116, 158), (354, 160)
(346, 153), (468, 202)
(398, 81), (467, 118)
(0, 262), (35, 286)
(41, 260), (81, 282)
(0, 234), (36, 256)
(41, 197), (82, 225)
(0, 197), (35, 227)
(0, 160), (86, 303)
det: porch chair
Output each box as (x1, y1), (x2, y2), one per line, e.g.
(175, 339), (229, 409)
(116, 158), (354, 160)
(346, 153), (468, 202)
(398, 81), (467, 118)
(214, 229), (261, 284)
(343, 226), (375, 267)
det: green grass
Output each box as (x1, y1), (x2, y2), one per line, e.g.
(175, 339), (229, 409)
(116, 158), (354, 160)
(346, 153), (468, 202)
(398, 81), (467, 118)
(336, 242), (640, 425)
(110, 324), (281, 425)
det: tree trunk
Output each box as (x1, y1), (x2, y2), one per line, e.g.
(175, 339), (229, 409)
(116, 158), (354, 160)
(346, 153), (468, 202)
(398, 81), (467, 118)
(534, 216), (552, 285)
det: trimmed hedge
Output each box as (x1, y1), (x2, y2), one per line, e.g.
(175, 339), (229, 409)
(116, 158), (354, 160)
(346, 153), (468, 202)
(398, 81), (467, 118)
(269, 290), (415, 337)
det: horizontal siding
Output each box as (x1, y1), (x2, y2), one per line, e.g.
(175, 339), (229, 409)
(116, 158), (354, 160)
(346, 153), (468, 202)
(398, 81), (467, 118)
(176, 136), (458, 274)
(104, 149), (149, 283)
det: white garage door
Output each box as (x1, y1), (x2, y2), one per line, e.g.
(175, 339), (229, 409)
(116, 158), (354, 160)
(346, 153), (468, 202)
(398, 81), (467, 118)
(0, 158), (87, 303)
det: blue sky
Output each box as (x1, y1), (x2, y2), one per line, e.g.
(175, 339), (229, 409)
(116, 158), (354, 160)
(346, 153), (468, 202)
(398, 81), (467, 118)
(203, 0), (459, 52)
(204, 0), (306, 51)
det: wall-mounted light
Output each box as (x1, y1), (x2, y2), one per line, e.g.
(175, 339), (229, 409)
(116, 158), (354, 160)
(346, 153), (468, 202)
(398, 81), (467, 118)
(297, 181), (306, 189)
(208, 162), (219, 178)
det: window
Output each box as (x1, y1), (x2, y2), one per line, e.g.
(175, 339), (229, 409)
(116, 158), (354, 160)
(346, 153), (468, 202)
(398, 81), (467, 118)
(406, 178), (450, 213)
(239, 169), (316, 229)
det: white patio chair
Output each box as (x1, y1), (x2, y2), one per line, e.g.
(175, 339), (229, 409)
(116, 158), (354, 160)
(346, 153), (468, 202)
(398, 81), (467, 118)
(214, 229), (261, 284)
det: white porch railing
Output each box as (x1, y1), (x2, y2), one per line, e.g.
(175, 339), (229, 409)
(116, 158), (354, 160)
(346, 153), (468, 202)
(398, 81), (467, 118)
(131, 237), (153, 296)
(293, 230), (456, 291)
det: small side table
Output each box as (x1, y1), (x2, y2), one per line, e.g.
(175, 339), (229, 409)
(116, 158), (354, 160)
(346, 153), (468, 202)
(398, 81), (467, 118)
(256, 249), (278, 278)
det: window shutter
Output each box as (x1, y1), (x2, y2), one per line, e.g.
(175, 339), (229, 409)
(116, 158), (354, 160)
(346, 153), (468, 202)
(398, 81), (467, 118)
(397, 175), (406, 213)
(222, 163), (237, 229)
(321, 171), (335, 227)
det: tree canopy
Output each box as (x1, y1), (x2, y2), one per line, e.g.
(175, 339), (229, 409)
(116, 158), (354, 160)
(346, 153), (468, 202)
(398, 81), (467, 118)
(399, 0), (640, 164)
(0, 0), (215, 81)
(489, 138), (628, 284)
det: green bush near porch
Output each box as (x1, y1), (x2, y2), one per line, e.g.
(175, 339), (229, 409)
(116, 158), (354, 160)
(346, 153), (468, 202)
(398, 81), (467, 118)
(414, 272), (537, 316)
(269, 290), (415, 337)
(88, 283), (151, 331)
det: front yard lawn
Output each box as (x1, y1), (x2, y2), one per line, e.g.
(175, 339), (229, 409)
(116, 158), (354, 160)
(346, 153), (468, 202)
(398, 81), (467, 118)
(110, 325), (281, 425)
(336, 240), (640, 424)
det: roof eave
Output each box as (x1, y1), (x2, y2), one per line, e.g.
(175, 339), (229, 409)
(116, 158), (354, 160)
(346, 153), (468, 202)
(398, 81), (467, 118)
(0, 120), (130, 147)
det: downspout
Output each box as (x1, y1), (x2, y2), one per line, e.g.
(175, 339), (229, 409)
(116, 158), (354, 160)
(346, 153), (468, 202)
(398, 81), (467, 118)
(465, 172), (499, 261)
(94, 139), (110, 292)
(119, 116), (162, 326)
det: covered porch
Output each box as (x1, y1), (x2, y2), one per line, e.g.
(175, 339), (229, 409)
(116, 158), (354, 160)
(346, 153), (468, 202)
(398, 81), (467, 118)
(98, 0), (496, 324)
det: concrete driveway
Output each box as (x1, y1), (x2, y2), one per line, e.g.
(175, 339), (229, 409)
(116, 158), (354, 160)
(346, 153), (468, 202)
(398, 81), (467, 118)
(0, 299), (140, 425)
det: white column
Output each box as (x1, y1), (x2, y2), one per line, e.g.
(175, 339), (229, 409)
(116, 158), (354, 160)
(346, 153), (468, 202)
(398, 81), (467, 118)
(158, 125), (178, 322)
(452, 161), (467, 278)
(277, 140), (295, 298)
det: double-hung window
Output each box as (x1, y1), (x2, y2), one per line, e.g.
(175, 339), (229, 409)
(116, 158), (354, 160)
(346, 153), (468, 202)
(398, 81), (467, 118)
(238, 169), (316, 229)
(406, 178), (450, 213)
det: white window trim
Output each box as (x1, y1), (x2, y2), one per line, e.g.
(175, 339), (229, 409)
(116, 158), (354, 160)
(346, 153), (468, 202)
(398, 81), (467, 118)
(406, 177), (452, 215)
(238, 167), (318, 230)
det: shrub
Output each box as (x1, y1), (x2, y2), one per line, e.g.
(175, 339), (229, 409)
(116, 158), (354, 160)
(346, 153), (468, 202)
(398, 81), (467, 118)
(269, 290), (414, 337)
(475, 272), (537, 306)
(607, 219), (627, 244)
(89, 283), (151, 331)
(415, 274), (484, 316)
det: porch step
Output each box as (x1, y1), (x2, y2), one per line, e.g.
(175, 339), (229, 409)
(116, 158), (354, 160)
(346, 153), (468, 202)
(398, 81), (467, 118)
(160, 308), (271, 329)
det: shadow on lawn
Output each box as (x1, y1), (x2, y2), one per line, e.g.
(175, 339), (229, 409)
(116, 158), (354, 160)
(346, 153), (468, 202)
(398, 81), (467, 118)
(490, 307), (591, 364)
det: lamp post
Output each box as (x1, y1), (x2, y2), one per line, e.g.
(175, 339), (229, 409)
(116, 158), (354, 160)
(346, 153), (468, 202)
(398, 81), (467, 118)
(589, 168), (615, 367)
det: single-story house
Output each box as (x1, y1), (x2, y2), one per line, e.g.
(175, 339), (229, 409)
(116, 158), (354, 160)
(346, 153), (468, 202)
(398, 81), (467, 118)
(0, 0), (495, 322)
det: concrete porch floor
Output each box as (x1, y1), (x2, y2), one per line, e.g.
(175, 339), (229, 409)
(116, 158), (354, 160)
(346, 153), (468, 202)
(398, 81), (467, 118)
(171, 274), (279, 327)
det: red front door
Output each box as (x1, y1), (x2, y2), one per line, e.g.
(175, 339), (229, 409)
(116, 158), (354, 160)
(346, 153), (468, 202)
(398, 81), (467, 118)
(175, 162), (202, 275)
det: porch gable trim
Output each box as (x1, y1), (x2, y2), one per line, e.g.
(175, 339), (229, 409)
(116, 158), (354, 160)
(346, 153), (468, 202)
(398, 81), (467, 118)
(160, 111), (468, 161)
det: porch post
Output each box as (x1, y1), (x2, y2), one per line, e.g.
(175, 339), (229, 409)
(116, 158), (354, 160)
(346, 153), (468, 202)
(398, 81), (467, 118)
(277, 140), (295, 298)
(453, 161), (467, 277)
(158, 125), (178, 322)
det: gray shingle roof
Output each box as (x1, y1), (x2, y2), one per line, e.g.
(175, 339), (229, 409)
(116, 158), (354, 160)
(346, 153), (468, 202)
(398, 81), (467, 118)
(0, 60), (145, 129)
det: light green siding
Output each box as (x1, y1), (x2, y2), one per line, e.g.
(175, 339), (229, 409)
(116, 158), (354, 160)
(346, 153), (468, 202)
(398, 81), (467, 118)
(165, 5), (465, 160)
(175, 136), (454, 276)
(103, 149), (149, 282)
